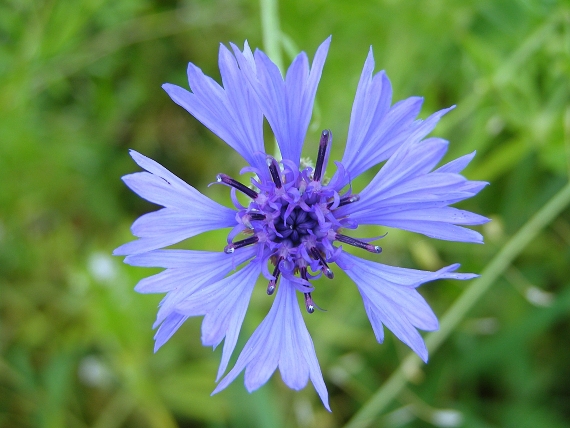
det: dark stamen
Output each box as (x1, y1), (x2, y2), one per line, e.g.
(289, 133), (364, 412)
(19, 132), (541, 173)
(267, 281), (276, 295)
(313, 129), (332, 182)
(335, 234), (382, 253)
(338, 194), (360, 207)
(248, 212), (266, 221)
(328, 194), (360, 209)
(267, 260), (282, 295)
(304, 293), (315, 313)
(299, 267), (315, 313)
(217, 173), (258, 199)
(267, 157), (282, 189)
(224, 236), (259, 254)
(310, 247), (334, 279)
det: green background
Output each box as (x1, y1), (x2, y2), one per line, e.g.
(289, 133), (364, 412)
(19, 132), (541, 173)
(1, 0), (569, 427)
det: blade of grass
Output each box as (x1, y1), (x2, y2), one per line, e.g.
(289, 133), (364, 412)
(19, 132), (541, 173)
(344, 180), (570, 428)
(259, 0), (283, 72)
(259, 0), (282, 159)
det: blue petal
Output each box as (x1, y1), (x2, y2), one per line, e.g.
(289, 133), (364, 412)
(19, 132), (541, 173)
(125, 246), (257, 295)
(127, 247), (256, 355)
(344, 50), (392, 161)
(339, 138), (489, 243)
(125, 248), (244, 268)
(436, 151), (476, 174)
(154, 312), (189, 352)
(151, 247), (256, 329)
(134, 268), (197, 294)
(352, 173), (468, 210)
(212, 278), (330, 411)
(405, 106), (455, 146)
(149, 248), (255, 352)
(340, 95), (424, 186)
(162, 43), (268, 178)
(113, 151), (236, 255)
(152, 257), (258, 355)
(175, 260), (261, 379)
(232, 37), (331, 166)
(363, 137), (450, 192)
(338, 253), (476, 362)
(380, 207), (489, 225)
(378, 220), (485, 243)
(336, 49), (455, 186)
(362, 297), (385, 343)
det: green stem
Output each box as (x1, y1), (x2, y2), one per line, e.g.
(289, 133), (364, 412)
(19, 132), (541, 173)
(259, 0), (283, 71)
(259, 0), (282, 158)
(343, 181), (570, 428)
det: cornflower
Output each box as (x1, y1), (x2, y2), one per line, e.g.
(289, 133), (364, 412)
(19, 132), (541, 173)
(115, 37), (488, 410)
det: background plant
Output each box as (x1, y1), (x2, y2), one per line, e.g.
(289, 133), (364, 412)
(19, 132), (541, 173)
(1, 0), (569, 427)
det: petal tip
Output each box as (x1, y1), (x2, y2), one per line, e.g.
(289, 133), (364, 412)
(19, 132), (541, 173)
(128, 148), (140, 160)
(112, 244), (129, 256)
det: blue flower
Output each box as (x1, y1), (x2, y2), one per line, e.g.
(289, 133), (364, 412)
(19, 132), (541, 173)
(115, 37), (488, 411)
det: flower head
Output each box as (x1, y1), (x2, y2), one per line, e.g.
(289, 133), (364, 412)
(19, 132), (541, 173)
(115, 37), (488, 411)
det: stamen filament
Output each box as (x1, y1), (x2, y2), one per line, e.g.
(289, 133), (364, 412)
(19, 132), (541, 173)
(335, 234), (382, 253)
(300, 266), (308, 280)
(267, 260), (282, 295)
(310, 247), (334, 279)
(217, 173), (258, 199)
(224, 236), (259, 254)
(313, 129), (332, 182)
(267, 157), (282, 188)
(299, 266), (315, 313)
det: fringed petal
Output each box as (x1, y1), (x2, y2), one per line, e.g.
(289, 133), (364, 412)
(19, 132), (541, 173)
(338, 252), (477, 362)
(212, 278), (330, 411)
(162, 42), (268, 178)
(114, 151), (236, 255)
(232, 37), (331, 166)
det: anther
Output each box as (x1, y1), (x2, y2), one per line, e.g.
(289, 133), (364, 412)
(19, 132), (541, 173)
(338, 194), (360, 207)
(267, 282), (276, 295)
(310, 247), (334, 279)
(224, 236), (259, 254)
(216, 173), (258, 199)
(266, 157), (282, 189)
(304, 292), (315, 314)
(267, 261), (281, 295)
(248, 212), (266, 221)
(335, 234), (382, 253)
(313, 129), (332, 182)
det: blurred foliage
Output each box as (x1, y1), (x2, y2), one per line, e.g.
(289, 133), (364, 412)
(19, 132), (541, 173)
(1, 0), (570, 427)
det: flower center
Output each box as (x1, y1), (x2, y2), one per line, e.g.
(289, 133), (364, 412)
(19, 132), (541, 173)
(273, 206), (318, 246)
(217, 130), (382, 313)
